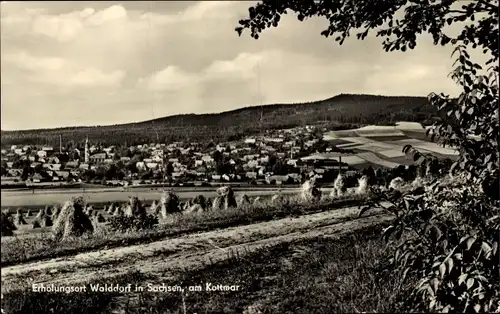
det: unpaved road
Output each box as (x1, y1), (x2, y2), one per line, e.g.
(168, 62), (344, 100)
(1, 202), (393, 294)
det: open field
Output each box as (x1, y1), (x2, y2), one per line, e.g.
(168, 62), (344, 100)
(0, 187), (315, 210)
(0, 175), (460, 313)
(1, 202), (392, 290)
(321, 124), (459, 168)
(1, 201), (396, 314)
(2, 195), (372, 265)
(2, 219), (405, 314)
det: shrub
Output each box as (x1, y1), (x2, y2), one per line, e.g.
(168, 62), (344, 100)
(378, 42), (500, 313)
(107, 214), (158, 232)
(1, 212), (16, 236)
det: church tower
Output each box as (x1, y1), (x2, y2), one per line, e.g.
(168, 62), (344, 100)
(84, 137), (89, 163)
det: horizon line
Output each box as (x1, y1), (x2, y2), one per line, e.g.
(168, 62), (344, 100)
(1, 93), (428, 132)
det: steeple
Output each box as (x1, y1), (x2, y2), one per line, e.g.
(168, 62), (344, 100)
(84, 137), (89, 163)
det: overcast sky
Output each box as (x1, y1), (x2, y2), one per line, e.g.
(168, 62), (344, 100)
(1, 1), (467, 131)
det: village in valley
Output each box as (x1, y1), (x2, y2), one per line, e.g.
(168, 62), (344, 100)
(1, 125), (323, 187)
(0, 121), (459, 189)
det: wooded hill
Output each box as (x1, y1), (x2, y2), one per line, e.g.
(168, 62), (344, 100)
(1, 94), (436, 147)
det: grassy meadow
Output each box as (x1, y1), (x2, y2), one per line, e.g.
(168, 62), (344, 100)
(1, 194), (371, 266)
(2, 223), (412, 314)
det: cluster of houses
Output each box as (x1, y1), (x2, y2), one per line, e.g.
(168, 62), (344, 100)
(1, 125), (351, 186)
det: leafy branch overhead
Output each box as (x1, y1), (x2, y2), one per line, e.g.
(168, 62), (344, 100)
(236, 0), (498, 58)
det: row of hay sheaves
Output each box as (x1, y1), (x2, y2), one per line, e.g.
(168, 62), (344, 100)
(2, 175), (421, 240)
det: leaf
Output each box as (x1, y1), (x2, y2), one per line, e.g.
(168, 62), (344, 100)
(445, 258), (454, 275)
(466, 278), (474, 289)
(427, 285), (435, 297)
(460, 235), (476, 250)
(481, 242), (492, 258)
(382, 225), (395, 242)
(430, 299), (436, 309)
(431, 278), (439, 293)
(439, 263), (447, 279)
(458, 273), (467, 285)
(476, 275), (487, 283)
(474, 304), (481, 312)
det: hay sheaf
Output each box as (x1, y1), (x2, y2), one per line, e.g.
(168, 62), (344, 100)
(84, 205), (94, 216)
(13, 209), (28, 226)
(44, 205), (52, 216)
(213, 186), (237, 210)
(205, 198), (213, 210)
(25, 209), (32, 217)
(1, 212), (16, 236)
(160, 191), (181, 218)
(300, 179), (321, 202)
(193, 195), (207, 210)
(94, 213), (106, 223)
(271, 193), (287, 205)
(125, 197), (147, 217)
(185, 203), (204, 214)
(183, 200), (192, 211)
(52, 205), (61, 221)
(113, 205), (124, 217)
(389, 177), (405, 191)
(52, 197), (94, 240)
(331, 174), (347, 198)
(34, 209), (52, 227)
(35, 209), (44, 221)
(238, 194), (251, 207)
(107, 203), (117, 214)
(212, 196), (223, 210)
(356, 175), (370, 195)
(149, 200), (158, 215)
(32, 220), (41, 229)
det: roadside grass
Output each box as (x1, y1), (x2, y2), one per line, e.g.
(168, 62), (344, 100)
(1, 194), (372, 266)
(2, 223), (411, 314)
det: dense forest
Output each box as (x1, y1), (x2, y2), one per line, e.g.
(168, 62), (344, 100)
(1, 94), (437, 147)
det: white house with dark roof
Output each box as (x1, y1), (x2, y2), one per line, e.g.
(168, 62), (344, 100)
(89, 153), (106, 163)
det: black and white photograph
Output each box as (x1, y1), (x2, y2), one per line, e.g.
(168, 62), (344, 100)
(1, 0), (498, 313)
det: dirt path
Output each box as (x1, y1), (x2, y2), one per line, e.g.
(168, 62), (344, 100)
(1, 202), (393, 294)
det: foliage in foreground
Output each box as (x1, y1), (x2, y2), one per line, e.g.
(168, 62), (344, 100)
(237, 0), (499, 312)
